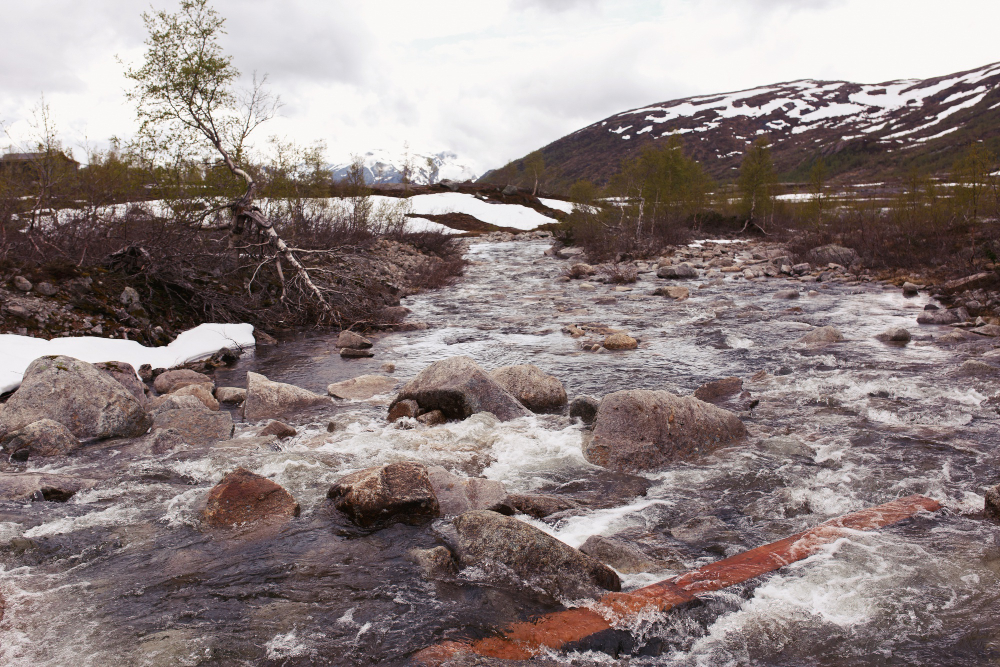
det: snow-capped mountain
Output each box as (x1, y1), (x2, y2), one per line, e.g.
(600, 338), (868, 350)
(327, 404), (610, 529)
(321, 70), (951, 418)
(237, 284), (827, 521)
(330, 149), (479, 185)
(502, 61), (1000, 184)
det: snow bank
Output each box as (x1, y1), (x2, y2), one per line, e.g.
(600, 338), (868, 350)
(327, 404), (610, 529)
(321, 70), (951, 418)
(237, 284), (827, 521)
(0, 323), (255, 394)
(404, 193), (553, 231)
(404, 217), (464, 235)
(538, 198), (575, 214)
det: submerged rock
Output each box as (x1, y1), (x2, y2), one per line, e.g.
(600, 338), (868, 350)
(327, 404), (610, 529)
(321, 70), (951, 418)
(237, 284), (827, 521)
(449, 510), (621, 601)
(258, 420), (297, 438)
(584, 390), (746, 473)
(797, 326), (845, 344)
(328, 461), (440, 528)
(409, 546), (457, 578)
(876, 327), (911, 343)
(506, 493), (581, 519)
(489, 364), (567, 412)
(417, 409), (447, 425)
(426, 466), (509, 516)
(1, 419), (81, 458)
(203, 468), (300, 528)
(243, 372), (330, 421)
(327, 375), (398, 400)
(340, 348), (375, 359)
(388, 356), (529, 422)
(693, 377), (743, 404)
(579, 535), (673, 574)
(1, 355), (150, 440)
(603, 333), (638, 350)
(0, 472), (100, 501)
(569, 395), (600, 425)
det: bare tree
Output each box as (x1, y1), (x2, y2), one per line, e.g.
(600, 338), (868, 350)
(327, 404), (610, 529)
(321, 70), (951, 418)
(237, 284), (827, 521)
(123, 0), (329, 312)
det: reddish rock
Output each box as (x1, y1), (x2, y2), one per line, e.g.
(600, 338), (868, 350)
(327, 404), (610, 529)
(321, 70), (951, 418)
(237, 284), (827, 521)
(258, 420), (297, 438)
(328, 461), (440, 528)
(203, 468), (299, 528)
(388, 399), (420, 422)
(693, 377), (743, 403)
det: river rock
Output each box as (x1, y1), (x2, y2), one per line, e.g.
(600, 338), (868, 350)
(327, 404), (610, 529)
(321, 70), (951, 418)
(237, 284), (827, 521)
(340, 348), (375, 358)
(876, 327), (911, 342)
(449, 510), (620, 601)
(569, 395), (600, 425)
(1, 419), (81, 458)
(0, 472), (100, 502)
(94, 361), (146, 406)
(152, 408), (234, 445)
(337, 330), (373, 349)
(985, 484), (1000, 519)
(657, 263), (697, 279)
(603, 333), (638, 350)
(917, 308), (968, 325)
(203, 468), (300, 528)
(773, 289), (800, 299)
(426, 466), (509, 516)
(579, 535), (672, 574)
(583, 390), (746, 473)
(153, 369), (213, 395)
(388, 356), (529, 422)
(215, 387), (246, 404)
(1, 356), (150, 440)
(36, 281), (57, 296)
(13, 275), (32, 292)
(797, 326), (845, 344)
(693, 377), (743, 403)
(388, 399), (420, 422)
(327, 375), (398, 400)
(417, 409), (447, 425)
(258, 420), (297, 438)
(653, 285), (690, 300)
(243, 372), (330, 421)
(960, 360), (996, 375)
(506, 493), (581, 518)
(409, 546), (457, 578)
(902, 282), (920, 296)
(489, 364), (567, 412)
(670, 515), (741, 546)
(806, 244), (858, 267)
(148, 394), (206, 417)
(939, 272), (999, 295)
(169, 384), (220, 410)
(328, 461), (440, 528)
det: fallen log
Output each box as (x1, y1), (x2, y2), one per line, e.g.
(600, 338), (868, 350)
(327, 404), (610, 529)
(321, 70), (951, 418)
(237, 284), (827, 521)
(413, 494), (941, 664)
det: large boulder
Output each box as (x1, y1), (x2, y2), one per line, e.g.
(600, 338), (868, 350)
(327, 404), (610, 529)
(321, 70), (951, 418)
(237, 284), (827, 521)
(243, 372), (330, 421)
(1, 356), (150, 440)
(1, 419), (81, 459)
(657, 263), (698, 279)
(917, 308), (968, 325)
(203, 468), (300, 528)
(426, 466), (509, 516)
(388, 357), (530, 422)
(806, 244), (858, 267)
(151, 400), (233, 445)
(153, 369), (213, 395)
(449, 510), (620, 601)
(94, 361), (146, 406)
(489, 364), (567, 412)
(583, 390), (746, 473)
(939, 272), (999, 295)
(328, 461), (440, 528)
(327, 375), (398, 400)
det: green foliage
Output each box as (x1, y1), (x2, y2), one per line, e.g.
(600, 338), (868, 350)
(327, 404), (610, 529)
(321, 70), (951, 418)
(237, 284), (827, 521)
(568, 180), (597, 206)
(953, 141), (996, 221)
(737, 138), (777, 230)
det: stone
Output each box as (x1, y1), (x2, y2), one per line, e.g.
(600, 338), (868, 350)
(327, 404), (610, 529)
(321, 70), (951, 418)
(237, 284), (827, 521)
(258, 420), (297, 438)
(2, 356), (150, 440)
(0, 472), (100, 502)
(939, 272), (999, 296)
(449, 510), (620, 601)
(603, 333), (638, 350)
(791, 262), (811, 275)
(388, 399), (420, 422)
(337, 330), (373, 349)
(502, 184), (518, 195)
(410, 546), (457, 578)
(170, 383), (220, 411)
(797, 326), (845, 344)
(380, 362), (396, 373)
(378, 306), (411, 323)
(569, 396), (600, 425)
(670, 515), (741, 545)
(583, 390), (747, 473)
(214, 387), (246, 404)
(1, 419), (81, 458)
(653, 285), (689, 300)
(13, 275), (32, 292)
(36, 282), (57, 296)
(917, 308), (968, 325)
(578, 282), (595, 291)
(243, 372), (330, 421)
(876, 327), (912, 343)
(203, 468), (300, 528)
(489, 364), (568, 412)
(972, 324), (1000, 337)
(152, 409), (234, 445)
(388, 356), (530, 422)
(138, 364), (154, 382)
(757, 435), (813, 458)
(120, 286), (140, 307)
(327, 375), (398, 400)
(426, 466), (509, 516)
(340, 348), (375, 358)
(985, 484), (1000, 519)
(507, 493), (581, 519)
(806, 244), (858, 267)
(693, 377), (743, 403)
(148, 394), (208, 417)
(960, 360), (996, 375)
(657, 263), (697, 279)
(153, 369), (213, 395)
(94, 361), (146, 406)
(902, 282), (921, 296)
(579, 535), (672, 574)
(328, 461), (440, 528)
(417, 409), (447, 425)
(773, 289), (799, 299)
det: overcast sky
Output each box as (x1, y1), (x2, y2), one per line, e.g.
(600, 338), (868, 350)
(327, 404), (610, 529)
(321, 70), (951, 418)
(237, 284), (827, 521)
(2, 0), (999, 173)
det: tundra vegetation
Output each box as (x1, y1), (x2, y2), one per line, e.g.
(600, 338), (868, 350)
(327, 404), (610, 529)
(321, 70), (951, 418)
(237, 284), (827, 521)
(0, 0), (464, 342)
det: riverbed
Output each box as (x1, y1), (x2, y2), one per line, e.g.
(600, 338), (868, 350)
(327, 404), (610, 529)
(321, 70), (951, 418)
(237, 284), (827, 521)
(2, 239), (999, 666)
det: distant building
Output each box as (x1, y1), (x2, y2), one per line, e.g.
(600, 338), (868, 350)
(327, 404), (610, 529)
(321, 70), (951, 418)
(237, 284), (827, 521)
(0, 152), (80, 179)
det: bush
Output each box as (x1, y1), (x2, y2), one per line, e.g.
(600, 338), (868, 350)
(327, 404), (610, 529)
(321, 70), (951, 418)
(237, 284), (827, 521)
(597, 262), (638, 284)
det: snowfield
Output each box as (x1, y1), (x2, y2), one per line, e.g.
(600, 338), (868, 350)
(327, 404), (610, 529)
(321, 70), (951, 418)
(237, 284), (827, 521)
(0, 323), (256, 394)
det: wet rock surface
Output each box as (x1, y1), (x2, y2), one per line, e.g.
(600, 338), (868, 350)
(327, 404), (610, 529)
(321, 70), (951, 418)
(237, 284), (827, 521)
(489, 364), (567, 412)
(1, 419), (81, 459)
(388, 356), (529, 421)
(203, 467), (300, 528)
(328, 461), (441, 528)
(243, 371), (330, 421)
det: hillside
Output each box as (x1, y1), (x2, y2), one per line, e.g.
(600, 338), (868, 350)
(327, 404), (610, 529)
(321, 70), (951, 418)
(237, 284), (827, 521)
(330, 149), (479, 185)
(491, 61), (1000, 187)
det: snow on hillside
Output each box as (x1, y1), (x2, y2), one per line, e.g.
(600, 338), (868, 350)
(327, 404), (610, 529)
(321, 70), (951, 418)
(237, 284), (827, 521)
(593, 61), (1000, 152)
(330, 149), (479, 185)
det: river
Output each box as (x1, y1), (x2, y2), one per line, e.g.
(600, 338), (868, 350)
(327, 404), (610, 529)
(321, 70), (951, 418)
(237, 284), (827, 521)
(1, 238), (998, 666)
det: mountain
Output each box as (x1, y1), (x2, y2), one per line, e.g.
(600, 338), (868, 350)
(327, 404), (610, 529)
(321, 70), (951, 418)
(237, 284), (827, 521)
(494, 62), (1000, 186)
(330, 149), (479, 185)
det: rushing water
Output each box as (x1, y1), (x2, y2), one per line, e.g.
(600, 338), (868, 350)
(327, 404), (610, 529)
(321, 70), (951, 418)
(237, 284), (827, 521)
(3, 239), (1000, 666)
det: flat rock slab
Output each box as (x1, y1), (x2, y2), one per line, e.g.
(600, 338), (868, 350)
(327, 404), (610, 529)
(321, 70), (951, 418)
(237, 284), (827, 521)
(427, 466), (509, 516)
(327, 375), (398, 400)
(244, 372), (330, 421)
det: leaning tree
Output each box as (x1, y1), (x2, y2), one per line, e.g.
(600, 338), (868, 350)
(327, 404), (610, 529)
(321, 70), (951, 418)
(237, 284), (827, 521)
(124, 0), (330, 314)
